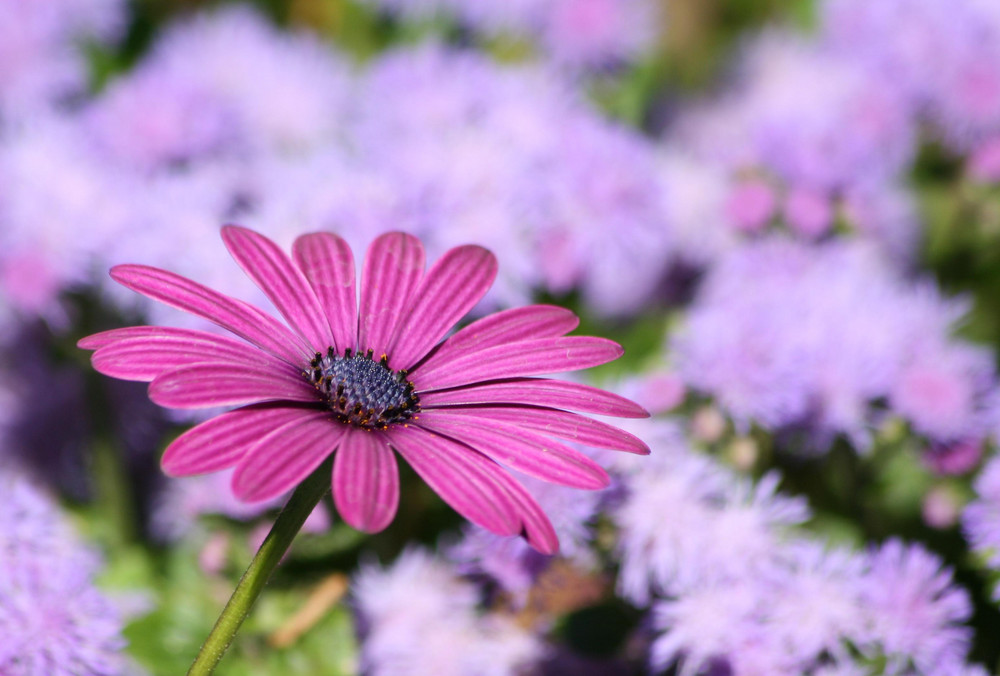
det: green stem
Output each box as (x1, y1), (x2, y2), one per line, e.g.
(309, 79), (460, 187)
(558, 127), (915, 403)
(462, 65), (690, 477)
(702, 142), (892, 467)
(187, 459), (332, 676)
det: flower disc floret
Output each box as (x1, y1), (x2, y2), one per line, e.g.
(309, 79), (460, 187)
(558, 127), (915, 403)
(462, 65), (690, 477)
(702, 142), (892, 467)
(307, 347), (419, 429)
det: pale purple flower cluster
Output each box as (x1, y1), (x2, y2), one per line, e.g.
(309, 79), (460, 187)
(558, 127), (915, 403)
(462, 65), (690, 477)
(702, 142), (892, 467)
(353, 548), (541, 676)
(357, 0), (661, 69)
(665, 32), (920, 259)
(0, 7), (673, 326)
(963, 455), (1000, 595)
(353, 46), (671, 315)
(0, 0), (124, 118)
(0, 471), (127, 675)
(609, 420), (978, 674)
(671, 239), (996, 451)
(822, 0), (1000, 154)
(84, 5), (352, 168)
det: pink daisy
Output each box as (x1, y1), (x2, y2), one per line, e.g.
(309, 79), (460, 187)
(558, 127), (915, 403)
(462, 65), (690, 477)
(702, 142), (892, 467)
(78, 226), (648, 553)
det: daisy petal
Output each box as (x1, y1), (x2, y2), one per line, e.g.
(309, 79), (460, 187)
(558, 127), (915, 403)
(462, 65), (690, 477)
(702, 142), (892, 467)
(232, 410), (345, 502)
(416, 305), (579, 370)
(222, 226), (337, 353)
(387, 245), (497, 370)
(388, 425), (520, 536)
(332, 429), (399, 533)
(428, 406), (649, 454)
(110, 264), (311, 364)
(419, 378), (649, 418)
(92, 329), (284, 382)
(78, 326), (182, 350)
(415, 410), (611, 489)
(149, 363), (318, 409)
(292, 232), (358, 354)
(412, 337), (624, 391)
(358, 232), (425, 359)
(161, 404), (318, 476)
(493, 474), (560, 555)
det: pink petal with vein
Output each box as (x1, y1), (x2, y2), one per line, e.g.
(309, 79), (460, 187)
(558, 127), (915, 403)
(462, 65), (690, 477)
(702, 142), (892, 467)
(92, 329), (284, 382)
(419, 378), (648, 418)
(222, 225), (335, 353)
(430, 406), (649, 454)
(332, 429), (399, 533)
(387, 245), (497, 370)
(110, 264), (311, 365)
(358, 233), (425, 359)
(415, 410), (610, 489)
(387, 425), (520, 536)
(293, 232), (358, 354)
(490, 472), (559, 555)
(78, 326), (182, 350)
(425, 305), (579, 369)
(232, 410), (344, 502)
(412, 337), (624, 391)
(161, 404), (317, 476)
(149, 363), (318, 409)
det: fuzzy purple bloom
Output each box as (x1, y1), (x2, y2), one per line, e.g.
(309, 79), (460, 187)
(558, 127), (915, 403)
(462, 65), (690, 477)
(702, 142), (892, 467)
(353, 548), (541, 676)
(0, 471), (127, 675)
(677, 33), (915, 195)
(80, 226), (648, 553)
(963, 455), (1000, 594)
(822, 0), (1000, 151)
(0, 0), (124, 117)
(860, 539), (973, 673)
(85, 6), (352, 169)
(672, 238), (996, 451)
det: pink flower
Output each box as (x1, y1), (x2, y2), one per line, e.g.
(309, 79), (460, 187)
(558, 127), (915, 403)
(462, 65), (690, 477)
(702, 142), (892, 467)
(79, 226), (648, 553)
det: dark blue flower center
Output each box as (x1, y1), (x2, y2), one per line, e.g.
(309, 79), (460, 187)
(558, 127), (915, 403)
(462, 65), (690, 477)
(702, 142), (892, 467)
(307, 348), (419, 430)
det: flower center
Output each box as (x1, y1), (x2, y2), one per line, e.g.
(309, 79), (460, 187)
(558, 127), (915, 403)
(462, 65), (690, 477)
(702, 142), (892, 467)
(307, 348), (419, 430)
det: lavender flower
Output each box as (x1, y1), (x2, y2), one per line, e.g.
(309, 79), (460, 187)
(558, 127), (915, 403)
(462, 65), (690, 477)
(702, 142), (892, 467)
(0, 0), (125, 117)
(860, 539), (973, 674)
(671, 238), (995, 451)
(353, 548), (541, 676)
(677, 33), (915, 195)
(0, 470), (127, 675)
(80, 226), (648, 552)
(354, 46), (671, 315)
(822, 0), (1000, 151)
(612, 420), (809, 606)
(963, 455), (1000, 592)
(85, 6), (351, 167)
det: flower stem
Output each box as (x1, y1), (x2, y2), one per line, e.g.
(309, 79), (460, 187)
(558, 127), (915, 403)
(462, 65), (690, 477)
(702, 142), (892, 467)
(187, 459), (332, 675)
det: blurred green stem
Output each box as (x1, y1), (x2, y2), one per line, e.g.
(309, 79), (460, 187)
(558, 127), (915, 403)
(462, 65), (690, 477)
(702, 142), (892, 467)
(187, 459), (332, 676)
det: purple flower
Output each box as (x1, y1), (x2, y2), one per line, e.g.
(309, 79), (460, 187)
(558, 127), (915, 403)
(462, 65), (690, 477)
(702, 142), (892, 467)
(672, 238), (995, 450)
(612, 421), (809, 605)
(353, 548), (541, 676)
(0, 0), (125, 116)
(0, 471), (127, 675)
(963, 455), (1000, 591)
(80, 226), (648, 553)
(822, 0), (1000, 151)
(85, 5), (351, 167)
(354, 46), (671, 316)
(860, 539), (973, 673)
(677, 33), (915, 194)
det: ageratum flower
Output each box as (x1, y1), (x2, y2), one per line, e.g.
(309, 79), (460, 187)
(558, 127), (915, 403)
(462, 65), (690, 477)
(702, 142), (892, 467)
(79, 226), (648, 553)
